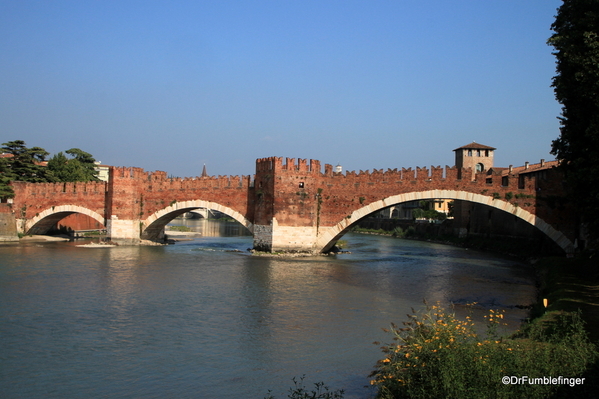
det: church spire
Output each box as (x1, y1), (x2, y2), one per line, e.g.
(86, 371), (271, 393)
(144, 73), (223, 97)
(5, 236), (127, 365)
(201, 163), (208, 177)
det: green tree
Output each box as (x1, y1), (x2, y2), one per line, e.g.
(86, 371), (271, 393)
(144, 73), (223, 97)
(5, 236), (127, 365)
(47, 148), (99, 182)
(413, 200), (448, 221)
(1, 140), (55, 183)
(548, 0), (599, 237)
(0, 156), (15, 199)
(48, 148), (99, 182)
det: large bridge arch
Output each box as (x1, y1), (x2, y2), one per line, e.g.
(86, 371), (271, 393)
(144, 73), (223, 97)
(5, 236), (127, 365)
(23, 205), (105, 235)
(316, 189), (575, 254)
(142, 200), (253, 240)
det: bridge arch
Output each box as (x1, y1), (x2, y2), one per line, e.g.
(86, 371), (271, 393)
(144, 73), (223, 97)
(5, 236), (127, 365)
(142, 200), (253, 240)
(24, 205), (105, 235)
(316, 189), (574, 254)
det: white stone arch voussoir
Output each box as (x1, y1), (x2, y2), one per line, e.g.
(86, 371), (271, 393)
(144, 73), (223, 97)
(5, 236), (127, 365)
(316, 189), (574, 253)
(143, 200), (254, 234)
(25, 205), (106, 233)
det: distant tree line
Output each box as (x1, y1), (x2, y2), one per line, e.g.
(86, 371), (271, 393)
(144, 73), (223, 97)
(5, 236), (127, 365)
(0, 140), (100, 200)
(412, 200), (449, 221)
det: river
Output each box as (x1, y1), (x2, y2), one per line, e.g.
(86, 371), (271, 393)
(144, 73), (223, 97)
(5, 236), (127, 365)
(0, 220), (536, 399)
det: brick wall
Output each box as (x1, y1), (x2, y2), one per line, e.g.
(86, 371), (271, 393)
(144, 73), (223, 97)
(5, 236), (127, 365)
(7, 158), (576, 251)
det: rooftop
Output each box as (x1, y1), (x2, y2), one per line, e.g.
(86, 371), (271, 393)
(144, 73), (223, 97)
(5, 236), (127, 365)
(453, 142), (496, 151)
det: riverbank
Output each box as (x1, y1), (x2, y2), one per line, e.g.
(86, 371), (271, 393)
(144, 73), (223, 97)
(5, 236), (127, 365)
(532, 255), (599, 344)
(351, 226), (560, 259)
(517, 255), (599, 397)
(355, 229), (599, 398)
(367, 254), (599, 399)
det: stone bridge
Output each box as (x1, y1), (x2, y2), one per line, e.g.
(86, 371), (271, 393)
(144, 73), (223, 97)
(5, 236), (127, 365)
(5, 156), (577, 253)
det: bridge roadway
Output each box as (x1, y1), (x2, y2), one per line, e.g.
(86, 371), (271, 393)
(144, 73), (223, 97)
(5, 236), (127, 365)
(6, 156), (576, 253)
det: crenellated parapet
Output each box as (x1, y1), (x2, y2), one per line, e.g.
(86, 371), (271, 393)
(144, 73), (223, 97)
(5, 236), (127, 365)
(256, 157), (324, 174)
(9, 180), (108, 221)
(11, 180), (107, 195)
(7, 155), (572, 253)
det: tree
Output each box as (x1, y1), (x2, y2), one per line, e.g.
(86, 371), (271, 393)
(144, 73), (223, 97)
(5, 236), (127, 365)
(548, 0), (599, 238)
(0, 156), (15, 199)
(412, 200), (447, 221)
(1, 140), (55, 183)
(48, 148), (99, 182)
(0, 141), (100, 200)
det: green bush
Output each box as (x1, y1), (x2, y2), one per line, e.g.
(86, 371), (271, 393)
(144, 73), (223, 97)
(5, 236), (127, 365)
(392, 227), (405, 238)
(370, 303), (597, 399)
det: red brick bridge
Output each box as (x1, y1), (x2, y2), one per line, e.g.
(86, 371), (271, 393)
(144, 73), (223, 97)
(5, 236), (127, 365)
(7, 156), (576, 253)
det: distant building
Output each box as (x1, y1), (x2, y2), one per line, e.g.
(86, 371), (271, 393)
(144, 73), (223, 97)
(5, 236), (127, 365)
(94, 162), (110, 182)
(377, 199), (452, 220)
(334, 164), (342, 173)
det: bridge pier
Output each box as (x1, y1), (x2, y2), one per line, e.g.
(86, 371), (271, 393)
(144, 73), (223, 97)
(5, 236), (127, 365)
(106, 217), (142, 245)
(253, 220), (318, 252)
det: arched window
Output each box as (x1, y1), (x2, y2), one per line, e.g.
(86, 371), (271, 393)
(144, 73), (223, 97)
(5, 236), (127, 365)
(476, 163), (484, 172)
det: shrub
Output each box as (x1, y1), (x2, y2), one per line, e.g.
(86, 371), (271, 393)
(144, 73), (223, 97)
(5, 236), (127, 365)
(370, 302), (597, 399)
(392, 227), (404, 238)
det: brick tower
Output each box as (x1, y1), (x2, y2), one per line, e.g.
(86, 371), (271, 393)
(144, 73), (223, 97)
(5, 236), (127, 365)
(453, 142), (495, 180)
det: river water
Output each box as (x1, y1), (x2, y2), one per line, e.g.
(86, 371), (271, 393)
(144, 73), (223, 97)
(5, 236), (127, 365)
(0, 220), (536, 399)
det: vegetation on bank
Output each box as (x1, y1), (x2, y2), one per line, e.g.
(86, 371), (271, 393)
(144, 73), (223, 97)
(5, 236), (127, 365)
(370, 302), (596, 399)
(350, 224), (562, 259)
(351, 226), (417, 238)
(166, 225), (192, 232)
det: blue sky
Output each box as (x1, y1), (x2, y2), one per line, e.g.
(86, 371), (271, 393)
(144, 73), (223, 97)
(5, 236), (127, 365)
(1, 1), (562, 177)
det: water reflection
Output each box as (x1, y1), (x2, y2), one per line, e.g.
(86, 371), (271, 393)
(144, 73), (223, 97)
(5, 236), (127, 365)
(168, 218), (251, 237)
(0, 230), (536, 399)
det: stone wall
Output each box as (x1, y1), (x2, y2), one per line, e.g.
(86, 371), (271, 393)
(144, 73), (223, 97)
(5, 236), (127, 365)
(0, 204), (17, 241)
